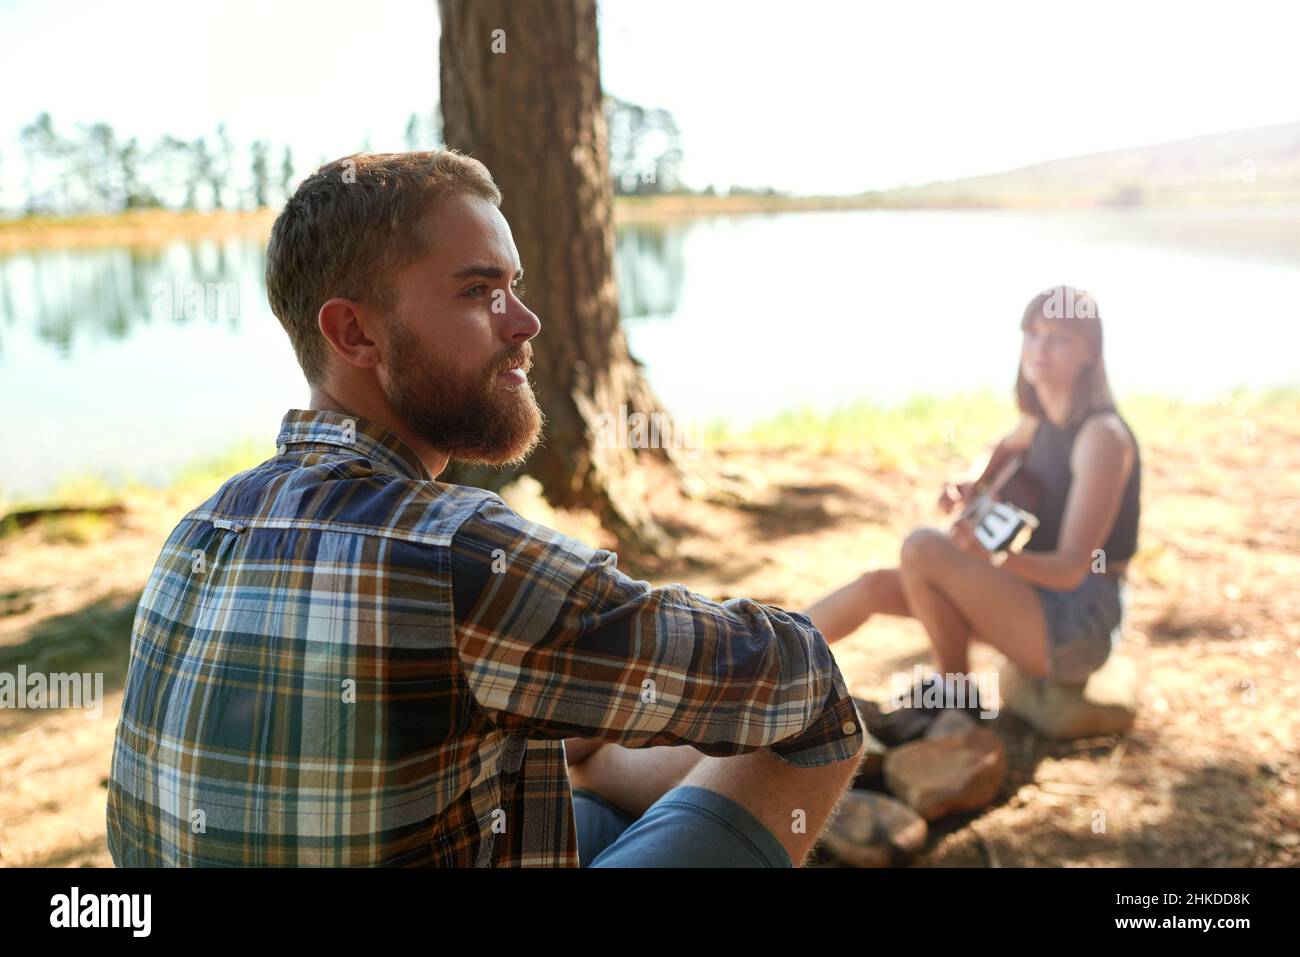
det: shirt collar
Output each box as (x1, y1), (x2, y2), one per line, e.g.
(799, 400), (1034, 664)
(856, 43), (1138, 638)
(275, 408), (433, 482)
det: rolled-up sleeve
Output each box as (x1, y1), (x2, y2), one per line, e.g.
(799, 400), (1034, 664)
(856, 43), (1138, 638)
(449, 496), (863, 768)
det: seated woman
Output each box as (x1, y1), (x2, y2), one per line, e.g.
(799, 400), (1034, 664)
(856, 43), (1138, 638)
(563, 285), (1140, 862)
(805, 285), (1141, 722)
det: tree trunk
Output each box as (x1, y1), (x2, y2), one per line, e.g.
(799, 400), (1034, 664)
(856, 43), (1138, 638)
(437, 0), (679, 552)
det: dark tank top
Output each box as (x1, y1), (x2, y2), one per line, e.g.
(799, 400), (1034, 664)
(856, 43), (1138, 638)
(1015, 407), (1141, 561)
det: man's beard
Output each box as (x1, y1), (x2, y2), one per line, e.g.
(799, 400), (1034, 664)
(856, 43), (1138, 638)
(383, 316), (543, 467)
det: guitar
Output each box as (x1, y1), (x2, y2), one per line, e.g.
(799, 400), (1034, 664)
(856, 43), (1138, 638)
(953, 453), (1043, 554)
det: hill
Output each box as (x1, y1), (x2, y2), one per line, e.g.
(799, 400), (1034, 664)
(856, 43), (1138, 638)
(873, 121), (1300, 208)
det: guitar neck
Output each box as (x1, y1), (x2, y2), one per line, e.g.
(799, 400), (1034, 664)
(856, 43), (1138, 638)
(978, 452), (1025, 500)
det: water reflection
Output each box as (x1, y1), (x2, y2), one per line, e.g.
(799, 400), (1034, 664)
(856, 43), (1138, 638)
(615, 223), (685, 321)
(0, 227), (681, 357)
(0, 238), (264, 358)
(1, 207), (1297, 499)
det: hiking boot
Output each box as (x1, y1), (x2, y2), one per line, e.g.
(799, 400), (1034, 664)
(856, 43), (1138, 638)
(856, 674), (992, 748)
(853, 694), (937, 747)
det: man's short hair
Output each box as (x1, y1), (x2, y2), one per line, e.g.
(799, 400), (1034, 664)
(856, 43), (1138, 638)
(265, 150), (502, 384)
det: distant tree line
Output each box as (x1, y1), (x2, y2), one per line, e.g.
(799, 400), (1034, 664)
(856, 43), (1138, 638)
(4, 110), (443, 216)
(3, 97), (728, 216)
(604, 95), (684, 195)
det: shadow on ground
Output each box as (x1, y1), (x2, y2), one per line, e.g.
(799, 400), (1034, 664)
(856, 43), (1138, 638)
(0, 590), (139, 732)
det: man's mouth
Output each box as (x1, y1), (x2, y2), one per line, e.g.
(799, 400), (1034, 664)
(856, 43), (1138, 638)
(497, 352), (531, 385)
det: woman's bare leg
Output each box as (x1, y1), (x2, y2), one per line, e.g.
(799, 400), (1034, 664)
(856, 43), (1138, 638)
(898, 528), (1051, 678)
(898, 558), (975, 674)
(805, 568), (912, 643)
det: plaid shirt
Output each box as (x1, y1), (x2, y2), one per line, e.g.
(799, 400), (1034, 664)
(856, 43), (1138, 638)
(107, 408), (864, 866)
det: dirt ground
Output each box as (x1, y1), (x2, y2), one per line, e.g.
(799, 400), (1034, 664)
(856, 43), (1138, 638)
(2, 408), (1297, 867)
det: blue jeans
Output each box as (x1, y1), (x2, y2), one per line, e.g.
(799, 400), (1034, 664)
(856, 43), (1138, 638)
(1035, 574), (1128, 684)
(571, 785), (792, 867)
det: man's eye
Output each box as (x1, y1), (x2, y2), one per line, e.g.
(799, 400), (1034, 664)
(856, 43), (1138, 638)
(512, 281), (527, 298)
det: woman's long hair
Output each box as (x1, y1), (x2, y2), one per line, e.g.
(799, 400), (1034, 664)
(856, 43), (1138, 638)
(1015, 285), (1117, 425)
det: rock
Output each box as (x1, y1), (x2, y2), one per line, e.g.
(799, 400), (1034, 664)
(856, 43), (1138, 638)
(884, 728), (1008, 820)
(924, 708), (977, 739)
(821, 790), (928, 867)
(1000, 655), (1139, 739)
(851, 732), (889, 788)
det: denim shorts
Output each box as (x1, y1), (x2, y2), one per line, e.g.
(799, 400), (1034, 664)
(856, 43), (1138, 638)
(571, 785), (792, 867)
(1034, 574), (1127, 685)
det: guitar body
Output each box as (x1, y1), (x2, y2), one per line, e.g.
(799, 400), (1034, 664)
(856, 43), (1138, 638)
(958, 453), (1043, 553)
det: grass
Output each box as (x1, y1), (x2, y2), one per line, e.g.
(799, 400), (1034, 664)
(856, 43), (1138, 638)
(1123, 387), (1300, 446)
(700, 391), (1006, 472)
(168, 438), (277, 495)
(0, 207), (276, 253)
(5, 199), (881, 252)
(704, 386), (1300, 470)
(0, 438), (274, 540)
(1, 388), (1296, 529)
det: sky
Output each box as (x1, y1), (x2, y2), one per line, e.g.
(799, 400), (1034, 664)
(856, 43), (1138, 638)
(0, 0), (1297, 200)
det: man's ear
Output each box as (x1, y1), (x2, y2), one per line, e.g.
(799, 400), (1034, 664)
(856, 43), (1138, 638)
(318, 298), (381, 370)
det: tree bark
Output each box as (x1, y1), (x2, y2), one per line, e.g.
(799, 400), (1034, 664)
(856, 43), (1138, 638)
(437, 0), (679, 552)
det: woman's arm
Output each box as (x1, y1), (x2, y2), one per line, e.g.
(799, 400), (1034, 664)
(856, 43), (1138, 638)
(942, 416), (1038, 512)
(979, 416), (1036, 484)
(997, 414), (1135, 591)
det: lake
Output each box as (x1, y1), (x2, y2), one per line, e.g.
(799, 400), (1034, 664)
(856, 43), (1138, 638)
(2, 206), (1298, 500)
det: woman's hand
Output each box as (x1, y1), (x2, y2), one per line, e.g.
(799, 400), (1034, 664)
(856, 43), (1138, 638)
(949, 516), (992, 562)
(938, 480), (974, 515)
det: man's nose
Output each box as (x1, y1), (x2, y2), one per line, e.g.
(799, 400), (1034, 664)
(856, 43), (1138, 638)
(505, 301), (541, 343)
